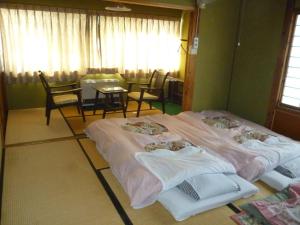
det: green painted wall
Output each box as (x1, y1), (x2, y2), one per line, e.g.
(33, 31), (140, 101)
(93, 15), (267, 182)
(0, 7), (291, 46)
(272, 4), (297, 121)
(7, 83), (45, 109)
(192, 0), (241, 111)
(228, 0), (287, 125)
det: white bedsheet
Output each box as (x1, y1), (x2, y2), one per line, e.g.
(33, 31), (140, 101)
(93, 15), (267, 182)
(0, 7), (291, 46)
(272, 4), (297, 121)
(135, 146), (236, 191)
(159, 174), (258, 221)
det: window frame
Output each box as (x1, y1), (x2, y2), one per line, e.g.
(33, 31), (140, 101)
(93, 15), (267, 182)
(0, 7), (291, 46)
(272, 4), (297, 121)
(278, 10), (300, 111)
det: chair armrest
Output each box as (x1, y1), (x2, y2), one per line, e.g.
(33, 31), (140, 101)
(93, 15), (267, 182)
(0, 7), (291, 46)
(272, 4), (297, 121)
(49, 82), (78, 89)
(139, 86), (161, 91)
(51, 88), (82, 95)
(126, 81), (137, 85)
(139, 82), (150, 86)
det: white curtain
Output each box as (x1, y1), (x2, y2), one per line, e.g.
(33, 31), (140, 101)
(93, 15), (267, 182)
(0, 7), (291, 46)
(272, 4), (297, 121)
(99, 16), (180, 78)
(0, 5), (181, 83)
(0, 7), (101, 83)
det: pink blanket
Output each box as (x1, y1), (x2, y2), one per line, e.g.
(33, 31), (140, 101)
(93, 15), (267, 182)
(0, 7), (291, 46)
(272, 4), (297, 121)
(85, 114), (257, 208)
(176, 111), (300, 181)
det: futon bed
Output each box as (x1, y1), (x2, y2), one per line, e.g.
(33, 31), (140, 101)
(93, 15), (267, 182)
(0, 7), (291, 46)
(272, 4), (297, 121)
(85, 114), (258, 220)
(176, 111), (300, 190)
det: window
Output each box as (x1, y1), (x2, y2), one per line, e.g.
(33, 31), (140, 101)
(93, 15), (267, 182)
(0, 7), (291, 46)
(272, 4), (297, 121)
(0, 5), (180, 83)
(281, 14), (300, 108)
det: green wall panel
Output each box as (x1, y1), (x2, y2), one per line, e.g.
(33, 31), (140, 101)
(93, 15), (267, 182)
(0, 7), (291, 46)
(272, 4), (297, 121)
(192, 0), (240, 111)
(228, 0), (287, 125)
(7, 84), (45, 109)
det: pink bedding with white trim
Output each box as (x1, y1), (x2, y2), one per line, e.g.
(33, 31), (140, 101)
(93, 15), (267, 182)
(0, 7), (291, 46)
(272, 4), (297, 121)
(85, 113), (259, 208)
(176, 111), (300, 181)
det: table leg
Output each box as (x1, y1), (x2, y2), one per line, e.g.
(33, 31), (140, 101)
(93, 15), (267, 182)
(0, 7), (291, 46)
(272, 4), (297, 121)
(93, 90), (99, 115)
(103, 93), (109, 119)
(119, 92), (126, 118)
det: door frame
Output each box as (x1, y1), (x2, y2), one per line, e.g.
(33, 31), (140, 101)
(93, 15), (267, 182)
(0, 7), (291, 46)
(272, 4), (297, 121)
(266, 0), (300, 129)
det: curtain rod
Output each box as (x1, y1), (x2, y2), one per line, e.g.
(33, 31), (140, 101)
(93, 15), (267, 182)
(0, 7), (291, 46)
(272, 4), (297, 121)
(0, 2), (181, 21)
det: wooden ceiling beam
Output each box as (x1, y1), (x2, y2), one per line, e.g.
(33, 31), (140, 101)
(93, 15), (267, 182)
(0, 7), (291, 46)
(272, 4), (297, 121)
(103, 0), (195, 11)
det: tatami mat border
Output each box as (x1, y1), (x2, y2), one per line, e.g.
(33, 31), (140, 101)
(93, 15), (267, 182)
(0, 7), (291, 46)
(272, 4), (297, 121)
(4, 136), (77, 148)
(226, 203), (241, 214)
(76, 139), (133, 225)
(62, 108), (161, 119)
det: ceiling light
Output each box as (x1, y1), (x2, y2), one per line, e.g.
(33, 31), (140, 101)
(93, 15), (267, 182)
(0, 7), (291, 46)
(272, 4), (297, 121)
(197, 0), (217, 9)
(105, 5), (132, 12)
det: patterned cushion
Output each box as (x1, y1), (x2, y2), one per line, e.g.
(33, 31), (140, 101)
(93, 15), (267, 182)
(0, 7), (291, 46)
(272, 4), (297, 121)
(53, 94), (78, 105)
(128, 91), (158, 100)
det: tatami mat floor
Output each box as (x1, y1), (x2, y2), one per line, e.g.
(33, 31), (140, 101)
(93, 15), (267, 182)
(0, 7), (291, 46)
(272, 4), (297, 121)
(2, 140), (124, 225)
(1, 104), (276, 225)
(5, 108), (73, 145)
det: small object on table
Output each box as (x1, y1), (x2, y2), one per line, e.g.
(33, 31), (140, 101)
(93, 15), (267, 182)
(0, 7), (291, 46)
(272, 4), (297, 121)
(93, 86), (128, 119)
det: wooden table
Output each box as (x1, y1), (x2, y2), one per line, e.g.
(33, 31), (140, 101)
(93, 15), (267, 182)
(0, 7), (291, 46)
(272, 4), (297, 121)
(93, 86), (128, 119)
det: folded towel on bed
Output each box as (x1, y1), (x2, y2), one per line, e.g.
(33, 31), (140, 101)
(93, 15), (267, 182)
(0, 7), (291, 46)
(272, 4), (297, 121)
(177, 173), (240, 201)
(135, 146), (236, 191)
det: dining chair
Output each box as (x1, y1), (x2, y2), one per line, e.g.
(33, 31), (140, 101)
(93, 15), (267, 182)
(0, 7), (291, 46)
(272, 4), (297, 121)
(125, 70), (170, 117)
(39, 71), (85, 125)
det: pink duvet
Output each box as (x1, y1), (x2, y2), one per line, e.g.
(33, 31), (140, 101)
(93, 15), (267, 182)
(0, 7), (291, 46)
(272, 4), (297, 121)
(176, 111), (300, 181)
(85, 113), (260, 208)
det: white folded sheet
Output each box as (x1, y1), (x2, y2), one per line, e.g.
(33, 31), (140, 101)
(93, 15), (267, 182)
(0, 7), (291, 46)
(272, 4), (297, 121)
(135, 146), (236, 191)
(260, 171), (300, 191)
(177, 173), (240, 200)
(159, 174), (258, 221)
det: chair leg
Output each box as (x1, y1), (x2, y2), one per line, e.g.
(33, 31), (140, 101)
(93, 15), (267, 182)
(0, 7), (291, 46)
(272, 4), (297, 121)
(81, 106), (85, 122)
(45, 96), (50, 117)
(77, 98), (85, 122)
(149, 101), (152, 110)
(125, 96), (130, 112)
(162, 100), (166, 114)
(46, 108), (51, 125)
(136, 101), (142, 117)
(76, 105), (80, 114)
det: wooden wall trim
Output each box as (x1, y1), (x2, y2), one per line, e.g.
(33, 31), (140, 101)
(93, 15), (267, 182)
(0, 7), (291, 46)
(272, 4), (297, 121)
(0, 72), (8, 148)
(182, 8), (200, 111)
(103, 0), (195, 11)
(265, 0), (296, 128)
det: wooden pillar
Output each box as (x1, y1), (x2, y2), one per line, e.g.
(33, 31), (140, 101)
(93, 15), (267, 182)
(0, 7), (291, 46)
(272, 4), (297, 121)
(182, 8), (200, 111)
